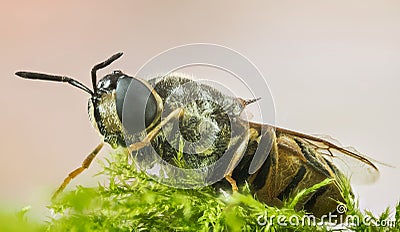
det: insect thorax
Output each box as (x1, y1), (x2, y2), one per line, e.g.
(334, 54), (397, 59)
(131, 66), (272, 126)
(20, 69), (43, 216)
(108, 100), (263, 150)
(144, 74), (247, 168)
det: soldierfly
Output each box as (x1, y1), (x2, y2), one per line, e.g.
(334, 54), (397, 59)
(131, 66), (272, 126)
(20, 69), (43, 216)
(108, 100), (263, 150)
(16, 53), (379, 217)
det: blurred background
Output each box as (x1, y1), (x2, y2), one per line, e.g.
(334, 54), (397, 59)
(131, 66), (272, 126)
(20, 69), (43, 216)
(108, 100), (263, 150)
(1, 0), (399, 220)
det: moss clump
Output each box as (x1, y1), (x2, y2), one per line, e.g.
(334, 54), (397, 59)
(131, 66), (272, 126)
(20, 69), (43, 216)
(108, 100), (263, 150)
(2, 150), (399, 231)
(45, 150), (400, 231)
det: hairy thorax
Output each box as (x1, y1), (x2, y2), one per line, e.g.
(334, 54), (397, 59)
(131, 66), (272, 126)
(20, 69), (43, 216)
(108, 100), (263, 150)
(147, 74), (246, 168)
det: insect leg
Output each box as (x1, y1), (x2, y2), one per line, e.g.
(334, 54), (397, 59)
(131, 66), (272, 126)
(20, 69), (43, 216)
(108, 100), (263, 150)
(52, 143), (104, 200)
(128, 108), (184, 152)
(224, 129), (251, 192)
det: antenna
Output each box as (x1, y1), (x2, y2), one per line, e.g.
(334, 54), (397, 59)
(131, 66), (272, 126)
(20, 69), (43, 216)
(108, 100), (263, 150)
(15, 52), (124, 96)
(91, 52), (123, 94)
(15, 71), (94, 95)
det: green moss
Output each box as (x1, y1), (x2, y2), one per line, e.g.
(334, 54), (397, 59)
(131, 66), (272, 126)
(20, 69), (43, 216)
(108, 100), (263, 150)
(0, 206), (43, 232)
(2, 150), (400, 231)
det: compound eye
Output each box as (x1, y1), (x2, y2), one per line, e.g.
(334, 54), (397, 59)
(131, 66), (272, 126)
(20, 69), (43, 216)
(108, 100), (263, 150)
(116, 76), (160, 134)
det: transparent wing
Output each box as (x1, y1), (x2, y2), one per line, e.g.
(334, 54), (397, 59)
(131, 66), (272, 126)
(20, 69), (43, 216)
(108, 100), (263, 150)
(275, 127), (380, 185)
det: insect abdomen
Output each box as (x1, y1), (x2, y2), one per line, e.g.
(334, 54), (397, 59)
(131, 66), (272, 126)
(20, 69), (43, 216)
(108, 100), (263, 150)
(235, 132), (347, 217)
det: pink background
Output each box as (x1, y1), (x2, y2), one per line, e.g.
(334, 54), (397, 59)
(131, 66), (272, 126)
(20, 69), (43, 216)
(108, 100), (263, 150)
(1, 1), (399, 219)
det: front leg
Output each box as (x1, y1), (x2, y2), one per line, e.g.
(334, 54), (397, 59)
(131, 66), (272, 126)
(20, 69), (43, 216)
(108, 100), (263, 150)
(52, 143), (104, 200)
(128, 108), (184, 152)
